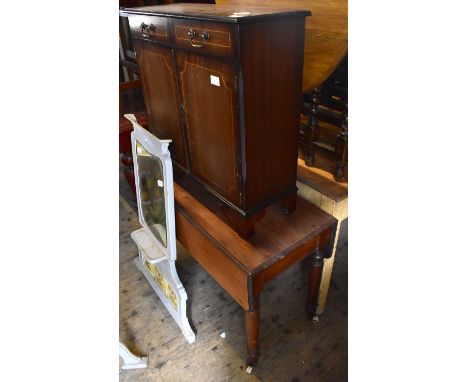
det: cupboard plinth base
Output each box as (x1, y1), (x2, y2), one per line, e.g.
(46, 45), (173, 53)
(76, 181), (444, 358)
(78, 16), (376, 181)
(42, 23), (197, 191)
(280, 192), (297, 215)
(225, 208), (266, 239)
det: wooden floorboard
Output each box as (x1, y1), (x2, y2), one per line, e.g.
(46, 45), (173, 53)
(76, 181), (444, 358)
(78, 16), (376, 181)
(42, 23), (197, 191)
(119, 162), (348, 381)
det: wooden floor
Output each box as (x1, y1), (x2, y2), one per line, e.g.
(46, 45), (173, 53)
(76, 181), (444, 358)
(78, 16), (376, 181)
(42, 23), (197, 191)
(119, 166), (348, 381)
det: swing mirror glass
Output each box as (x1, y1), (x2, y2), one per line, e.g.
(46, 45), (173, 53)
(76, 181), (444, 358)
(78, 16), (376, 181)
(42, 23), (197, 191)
(135, 140), (167, 247)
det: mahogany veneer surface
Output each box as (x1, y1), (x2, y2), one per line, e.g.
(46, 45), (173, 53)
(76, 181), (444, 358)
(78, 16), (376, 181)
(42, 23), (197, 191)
(123, 3), (310, 236)
(174, 180), (336, 365)
(216, 0), (348, 91)
(125, 3), (309, 21)
(174, 182), (335, 272)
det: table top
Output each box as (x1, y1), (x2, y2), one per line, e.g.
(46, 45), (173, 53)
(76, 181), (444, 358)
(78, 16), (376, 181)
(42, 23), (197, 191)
(122, 3), (311, 23)
(174, 182), (336, 273)
(297, 158), (348, 202)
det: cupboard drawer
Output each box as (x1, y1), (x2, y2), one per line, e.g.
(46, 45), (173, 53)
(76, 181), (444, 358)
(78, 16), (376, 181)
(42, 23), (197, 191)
(172, 19), (235, 58)
(128, 15), (169, 43)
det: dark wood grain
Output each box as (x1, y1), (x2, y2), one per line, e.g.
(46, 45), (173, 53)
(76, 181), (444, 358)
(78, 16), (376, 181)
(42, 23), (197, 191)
(173, 180), (336, 364)
(128, 14), (169, 43)
(216, 0), (347, 92)
(174, 182), (335, 273)
(245, 305), (260, 365)
(127, 4), (309, 236)
(176, 51), (240, 204)
(172, 18), (236, 57)
(335, 103), (348, 182)
(135, 41), (189, 169)
(119, 167), (348, 378)
(304, 87), (321, 167)
(175, 205), (250, 308)
(123, 3), (310, 23)
(239, 17), (306, 212)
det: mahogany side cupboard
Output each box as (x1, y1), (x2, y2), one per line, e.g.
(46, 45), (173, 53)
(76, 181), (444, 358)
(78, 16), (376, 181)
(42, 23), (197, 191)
(122, 4), (311, 237)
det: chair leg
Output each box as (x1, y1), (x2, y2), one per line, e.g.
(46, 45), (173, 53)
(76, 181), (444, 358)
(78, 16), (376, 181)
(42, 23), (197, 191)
(334, 104), (348, 182)
(304, 87), (321, 167)
(121, 151), (136, 196)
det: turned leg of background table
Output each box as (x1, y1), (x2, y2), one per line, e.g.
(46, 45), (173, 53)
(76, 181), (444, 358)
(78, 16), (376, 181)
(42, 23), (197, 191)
(316, 220), (342, 315)
(245, 303), (260, 366)
(306, 249), (325, 319)
(297, 180), (347, 315)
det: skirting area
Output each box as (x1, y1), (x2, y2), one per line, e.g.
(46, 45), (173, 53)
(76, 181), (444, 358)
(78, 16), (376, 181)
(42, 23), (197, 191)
(119, 166), (347, 381)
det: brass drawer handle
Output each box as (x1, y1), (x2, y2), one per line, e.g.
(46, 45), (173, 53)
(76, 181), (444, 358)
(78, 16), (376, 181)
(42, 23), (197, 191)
(187, 29), (209, 48)
(140, 22), (156, 34)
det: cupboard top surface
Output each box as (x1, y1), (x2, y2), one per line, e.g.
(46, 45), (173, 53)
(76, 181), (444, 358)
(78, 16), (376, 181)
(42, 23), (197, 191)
(121, 3), (311, 23)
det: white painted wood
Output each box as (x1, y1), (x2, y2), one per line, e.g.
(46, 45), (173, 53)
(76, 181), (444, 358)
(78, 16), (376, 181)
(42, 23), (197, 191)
(316, 220), (343, 315)
(131, 228), (166, 264)
(125, 114), (196, 344)
(127, 113), (176, 262)
(119, 342), (148, 370)
(134, 257), (195, 344)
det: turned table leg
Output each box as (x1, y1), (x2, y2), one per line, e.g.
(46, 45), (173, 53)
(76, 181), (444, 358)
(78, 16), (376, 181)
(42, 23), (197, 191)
(245, 299), (260, 366)
(316, 220), (342, 315)
(306, 249), (325, 319)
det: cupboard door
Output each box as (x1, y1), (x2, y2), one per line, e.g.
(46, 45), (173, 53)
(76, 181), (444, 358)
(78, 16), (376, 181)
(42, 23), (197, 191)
(176, 52), (241, 206)
(136, 42), (188, 170)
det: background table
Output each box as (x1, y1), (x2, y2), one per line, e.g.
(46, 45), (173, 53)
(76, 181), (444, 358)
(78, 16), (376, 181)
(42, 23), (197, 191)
(296, 158), (348, 315)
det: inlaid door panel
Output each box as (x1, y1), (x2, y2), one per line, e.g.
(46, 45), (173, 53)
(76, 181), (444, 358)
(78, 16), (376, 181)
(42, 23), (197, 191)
(176, 52), (241, 206)
(136, 42), (188, 170)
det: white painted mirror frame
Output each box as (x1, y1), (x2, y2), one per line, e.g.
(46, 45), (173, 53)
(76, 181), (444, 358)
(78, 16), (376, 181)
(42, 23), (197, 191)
(125, 114), (195, 344)
(129, 115), (176, 262)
